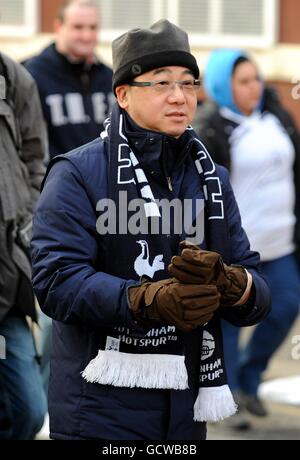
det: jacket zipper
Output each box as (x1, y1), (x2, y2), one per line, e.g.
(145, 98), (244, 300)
(166, 176), (173, 192)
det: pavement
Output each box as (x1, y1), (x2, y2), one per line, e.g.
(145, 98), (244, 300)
(207, 315), (300, 440)
(208, 403), (300, 440)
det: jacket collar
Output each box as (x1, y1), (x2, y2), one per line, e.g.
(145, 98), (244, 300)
(122, 111), (194, 179)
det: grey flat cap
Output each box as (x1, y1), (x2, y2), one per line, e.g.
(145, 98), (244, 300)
(112, 19), (199, 93)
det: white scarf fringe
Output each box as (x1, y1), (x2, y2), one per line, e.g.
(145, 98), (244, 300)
(193, 385), (237, 422)
(82, 350), (188, 390)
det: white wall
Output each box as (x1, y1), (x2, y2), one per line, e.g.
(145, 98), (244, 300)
(1, 34), (299, 82)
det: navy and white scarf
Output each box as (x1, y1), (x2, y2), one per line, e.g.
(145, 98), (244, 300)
(82, 104), (236, 422)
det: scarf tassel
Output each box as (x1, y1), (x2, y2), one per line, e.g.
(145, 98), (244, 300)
(193, 385), (237, 422)
(82, 350), (189, 390)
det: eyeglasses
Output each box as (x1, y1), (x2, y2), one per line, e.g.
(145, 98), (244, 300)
(129, 79), (201, 94)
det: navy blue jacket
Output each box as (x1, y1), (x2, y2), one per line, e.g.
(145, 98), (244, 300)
(31, 136), (270, 440)
(24, 44), (113, 159)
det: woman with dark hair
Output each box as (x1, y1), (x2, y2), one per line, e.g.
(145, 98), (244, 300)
(194, 49), (300, 429)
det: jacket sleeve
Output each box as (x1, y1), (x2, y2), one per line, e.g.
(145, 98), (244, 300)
(218, 167), (271, 326)
(193, 102), (232, 171)
(31, 159), (139, 331)
(193, 104), (218, 156)
(13, 62), (47, 210)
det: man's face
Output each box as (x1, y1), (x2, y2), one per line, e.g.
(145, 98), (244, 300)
(55, 4), (99, 62)
(116, 66), (198, 138)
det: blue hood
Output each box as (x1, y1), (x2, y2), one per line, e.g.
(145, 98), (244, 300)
(204, 49), (249, 114)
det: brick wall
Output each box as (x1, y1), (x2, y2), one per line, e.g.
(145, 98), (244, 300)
(279, 0), (300, 44)
(268, 80), (300, 130)
(40, 0), (65, 32)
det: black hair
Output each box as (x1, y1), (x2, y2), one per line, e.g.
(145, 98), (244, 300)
(232, 56), (250, 75)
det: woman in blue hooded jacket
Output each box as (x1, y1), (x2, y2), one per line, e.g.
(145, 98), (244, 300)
(194, 49), (300, 428)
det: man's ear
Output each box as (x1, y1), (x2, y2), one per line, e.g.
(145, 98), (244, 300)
(53, 18), (63, 34)
(115, 85), (129, 109)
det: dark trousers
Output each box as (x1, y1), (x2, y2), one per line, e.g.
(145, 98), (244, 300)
(223, 253), (300, 395)
(0, 309), (47, 439)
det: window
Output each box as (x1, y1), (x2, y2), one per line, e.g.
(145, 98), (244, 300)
(100, 0), (166, 39)
(0, 0), (38, 37)
(99, 0), (278, 48)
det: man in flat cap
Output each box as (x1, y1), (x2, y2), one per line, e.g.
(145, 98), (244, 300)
(31, 20), (270, 440)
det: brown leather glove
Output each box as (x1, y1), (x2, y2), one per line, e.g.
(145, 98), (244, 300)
(168, 241), (221, 284)
(168, 241), (249, 308)
(215, 262), (249, 308)
(128, 278), (220, 332)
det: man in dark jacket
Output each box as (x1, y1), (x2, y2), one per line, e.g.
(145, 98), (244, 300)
(24, 0), (113, 394)
(0, 52), (47, 439)
(31, 20), (271, 440)
(24, 0), (113, 160)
